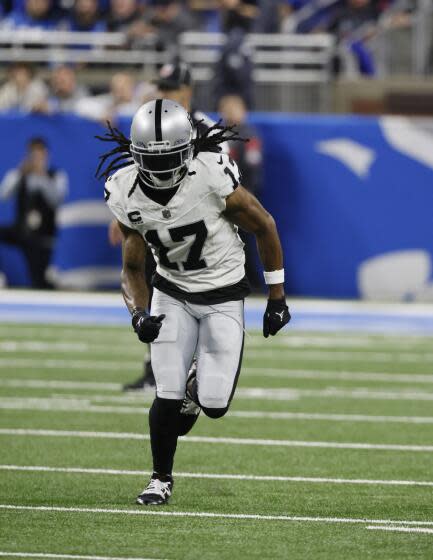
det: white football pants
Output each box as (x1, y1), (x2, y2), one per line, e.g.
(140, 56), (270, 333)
(150, 288), (244, 409)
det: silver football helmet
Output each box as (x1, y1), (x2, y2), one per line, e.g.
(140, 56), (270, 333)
(130, 99), (194, 189)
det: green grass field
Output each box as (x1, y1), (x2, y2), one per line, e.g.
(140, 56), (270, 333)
(1, 320), (433, 560)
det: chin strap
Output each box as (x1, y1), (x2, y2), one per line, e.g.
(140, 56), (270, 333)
(139, 167), (188, 190)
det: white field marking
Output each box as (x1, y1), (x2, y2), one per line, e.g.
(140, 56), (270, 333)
(0, 341), (90, 353)
(245, 350), (433, 363)
(1, 335), (433, 363)
(242, 368), (433, 384)
(3, 464), (433, 488)
(7, 365), (433, 389)
(0, 553), (162, 560)
(1, 323), (432, 342)
(2, 339), (432, 363)
(246, 334), (433, 349)
(2, 320), (432, 340)
(3, 377), (433, 402)
(0, 327), (130, 341)
(0, 358), (138, 372)
(0, 398), (153, 414)
(0, 379), (122, 391)
(0, 341), (145, 356)
(2, 358), (433, 385)
(1, 428), (433, 452)
(1, 504), (433, 527)
(237, 387), (433, 402)
(4, 396), (433, 425)
(367, 526), (433, 535)
(1, 290), (433, 314)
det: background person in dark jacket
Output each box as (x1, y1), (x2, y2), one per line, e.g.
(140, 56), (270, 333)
(0, 137), (68, 288)
(218, 93), (263, 291)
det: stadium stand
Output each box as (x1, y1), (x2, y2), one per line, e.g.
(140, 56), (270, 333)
(0, 0), (432, 297)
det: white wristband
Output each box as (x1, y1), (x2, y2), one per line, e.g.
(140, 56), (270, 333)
(263, 269), (285, 285)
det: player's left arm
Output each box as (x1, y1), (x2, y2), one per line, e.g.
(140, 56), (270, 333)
(224, 185), (291, 337)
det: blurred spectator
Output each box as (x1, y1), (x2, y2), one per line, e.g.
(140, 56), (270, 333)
(106, 0), (142, 31)
(106, 0), (155, 45)
(329, 0), (381, 35)
(66, 0), (106, 31)
(253, 0), (282, 33)
(218, 93), (262, 193)
(219, 0), (259, 33)
(0, 62), (49, 113)
(1, 0), (58, 30)
(156, 61), (194, 110)
(328, 0), (382, 75)
(155, 60), (221, 138)
(4, 1), (14, 14)
(218, 93), (263, 290)
(281, 0), (340, 33)
(47, 65), (90, 113)
(0, 137), (68, 289)
(149, 0), (197, 53)
(75, 71), (140, 121)
(188, 0), (220, 31)
(213, 29), (254, 108)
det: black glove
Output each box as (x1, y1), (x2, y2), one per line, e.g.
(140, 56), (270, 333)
(263, 298), (291, 338)
(132, 309), (165, 343)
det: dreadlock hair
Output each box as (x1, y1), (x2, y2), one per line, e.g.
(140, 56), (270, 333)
(192, 119), (248, 157)
(95, 121), (133, 181)
(95, 119), (248, 184)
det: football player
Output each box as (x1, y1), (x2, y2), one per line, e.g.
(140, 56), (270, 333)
(114, 61), (225, 392)
(98, 99), (290, 505)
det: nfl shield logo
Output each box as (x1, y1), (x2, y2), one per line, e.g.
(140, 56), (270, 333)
(162, 209), (171, 219)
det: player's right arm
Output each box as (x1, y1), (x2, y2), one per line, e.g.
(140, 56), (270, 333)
(118, 220), (165, 343)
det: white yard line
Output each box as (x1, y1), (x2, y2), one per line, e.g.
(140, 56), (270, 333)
(0, 553), (162, 560)
(1, 504), (432, 527)
(1, 322), (432, 343)
(367, 526), (433, 535)
(6, 377), (433, 404)
(237, 387), (433, 402)
(4, 377), (433, 401)
(1, 428), (432, 452)
(3, 397), (433, 425)
(2, 464), (433, 488)
(0, 341), (92, 353)
(0, 399), (152, 414)
(246, 350), (433, 363)
(247, 334), (433, 349)
(3, 361), (433, 388)
(0, 359), (137, 372)
(242, 369), (433, 384)
(2, 340), (432, 363)
(0, 380), (122, 391)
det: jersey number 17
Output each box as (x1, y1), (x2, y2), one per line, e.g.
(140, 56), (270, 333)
(145, 220), (208, 271)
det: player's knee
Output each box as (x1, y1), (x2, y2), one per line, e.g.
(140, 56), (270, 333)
(201, 404), (229, 419)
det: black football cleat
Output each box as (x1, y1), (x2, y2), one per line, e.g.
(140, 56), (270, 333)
(136, 473), (173, 506)
(180, 361), (201, 416)
(123, 360), (155, 392)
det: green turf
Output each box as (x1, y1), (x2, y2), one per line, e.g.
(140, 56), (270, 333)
(1, 321), (433, 559)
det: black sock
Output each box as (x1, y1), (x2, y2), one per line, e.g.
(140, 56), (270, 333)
(148, 397), (183, 475)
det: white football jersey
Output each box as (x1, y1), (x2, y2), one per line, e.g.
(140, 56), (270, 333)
(105, 151), (245, 293)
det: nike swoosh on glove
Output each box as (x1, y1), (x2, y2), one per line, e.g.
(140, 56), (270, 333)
(263, 298), (291, 338)
(132, 310), (166, 343)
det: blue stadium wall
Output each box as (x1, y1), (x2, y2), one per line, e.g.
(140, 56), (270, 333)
(1, 112), (432, 300)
